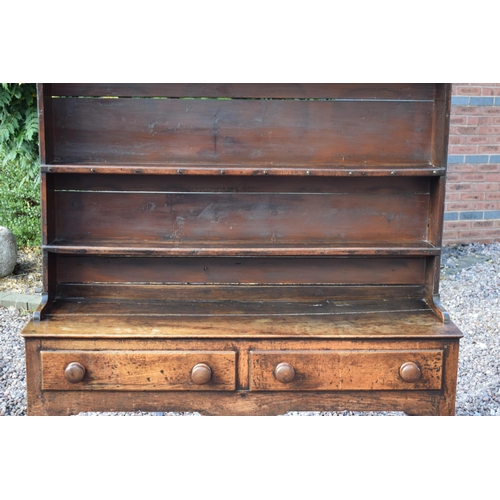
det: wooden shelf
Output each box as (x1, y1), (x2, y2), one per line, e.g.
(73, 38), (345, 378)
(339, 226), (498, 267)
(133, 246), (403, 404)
(41, 163), (445, 177)
(44, 241), (440, 257)
(22, 297), (462, 340)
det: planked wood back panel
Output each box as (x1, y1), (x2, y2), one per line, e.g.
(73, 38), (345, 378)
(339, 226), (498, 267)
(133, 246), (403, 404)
(54, 255), (426, 286)
(49, 97), (434, 167)
(51, 175), (431, 246)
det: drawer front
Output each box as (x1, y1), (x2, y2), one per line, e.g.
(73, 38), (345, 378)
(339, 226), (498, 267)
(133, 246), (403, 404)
(41, 350), (236, 391)
(250, 350), (443, 391)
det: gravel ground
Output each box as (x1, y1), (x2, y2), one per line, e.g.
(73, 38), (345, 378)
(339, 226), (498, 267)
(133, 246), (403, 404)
(1, 242), (499, 417)
(0, 247), (42, 295)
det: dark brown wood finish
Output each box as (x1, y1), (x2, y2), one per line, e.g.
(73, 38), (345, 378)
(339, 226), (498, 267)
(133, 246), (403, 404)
(24, 337), (461, 416)
(249, 349), (443, 391)
(50, 179), (430, 247)
(23, 83), (461, 416)
(50, 83), (438, 99)
(42, 350), (236, 391)
(36, 84), (53, 164)
(49, 98), (434, 167)
(41, 164), (444, 177)
(53, 255), (426, 286)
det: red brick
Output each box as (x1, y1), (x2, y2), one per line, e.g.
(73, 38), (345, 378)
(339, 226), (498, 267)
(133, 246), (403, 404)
(473, 183), (496, 191)
(448, 145), (477, 154)
(466, 136), (489, 144)
(448, 135), (467, 145)
(481, 88), (500, 96)
(456, 86), (481, 95)
(478, 117), (491, 125)
(482, 229), (500, 238)
(442, 231), (458, 240)
(478, 145), (500, 153)
(460, 193), (483, 201)
(486, 202), (498, 210)
(486, 193), (500, 200)
(445, 193), (461, 201)
(448, 202), (472, 211)
(447, 183), (473, 192)
(496, 221), (500, 228)
(472, 202), (497, 210)
(458, 230), (482, 239)
(481, 107), (500, 115)
(452, 126), (480, 135)
(476, 164), (499, 172)
(467, 116), (480, 125)
(445, 173), (462, 182)
(450, 116), (466, 125)
(485, 173), (500, 182)
(472, 83), (497, 86)
(471, 220), (494, 228)
(492, 117), (500, 125)
(462, 173), (486, 181)
(447, 163), (476, 173)
(478, 126), (500, 134)
(447, 221), (471, 230)
(454, 106), (480, 115)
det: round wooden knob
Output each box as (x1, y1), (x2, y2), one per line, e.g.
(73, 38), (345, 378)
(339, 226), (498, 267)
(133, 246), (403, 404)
(274, 362), (296, 384)
(191, 363), (212, 385)
(399, 362), (421, 383)
(64, 362), (86, 383)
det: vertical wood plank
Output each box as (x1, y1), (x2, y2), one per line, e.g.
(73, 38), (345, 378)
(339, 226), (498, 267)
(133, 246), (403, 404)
(25, 338), (44, 415)
(37, 84), (53, 165)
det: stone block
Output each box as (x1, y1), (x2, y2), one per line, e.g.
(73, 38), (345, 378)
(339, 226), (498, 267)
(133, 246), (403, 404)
(0, 227), (17, 278)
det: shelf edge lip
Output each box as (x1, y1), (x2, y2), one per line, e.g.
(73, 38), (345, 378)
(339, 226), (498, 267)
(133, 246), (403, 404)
(21, 331), (464, 339)
(42, 244), (441, 257)
(40, 164), (446, 177)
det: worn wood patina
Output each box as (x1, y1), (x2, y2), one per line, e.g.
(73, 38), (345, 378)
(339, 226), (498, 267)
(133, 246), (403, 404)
(22, 83), (462, 415)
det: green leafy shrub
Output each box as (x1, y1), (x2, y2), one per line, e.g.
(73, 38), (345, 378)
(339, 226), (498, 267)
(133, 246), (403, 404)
(0, 83), (40, 247)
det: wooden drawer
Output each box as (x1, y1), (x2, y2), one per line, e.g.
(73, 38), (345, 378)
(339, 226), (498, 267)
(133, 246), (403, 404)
(249, 350), (443, 391)
(41, 350), (236, 391)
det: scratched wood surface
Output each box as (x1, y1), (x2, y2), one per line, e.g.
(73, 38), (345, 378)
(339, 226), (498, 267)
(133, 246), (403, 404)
(24, 84), (459, 416)
(249, 349), (443, 391)
(50, 98), (434, 167)
(41, 350), (236, 391)
(53, 255), (426, 285)
(49, 175), (432, 251)
(25, 336), (460, 415)
(51, 181), (430, 247)
(53, 284), (427, 301)
(21, 307), (463, 339)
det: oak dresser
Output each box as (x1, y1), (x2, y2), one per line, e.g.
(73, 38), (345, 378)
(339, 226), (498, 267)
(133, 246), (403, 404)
(22, 83), (462, 415)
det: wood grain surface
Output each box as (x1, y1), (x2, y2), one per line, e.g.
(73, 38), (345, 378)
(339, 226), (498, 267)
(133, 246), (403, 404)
(53, 255), (426, 286)
(249, 349), (443, 391)
(41, 350), (236, 391)
(50, 98), (434, 167)
(50, 83), (439, 99)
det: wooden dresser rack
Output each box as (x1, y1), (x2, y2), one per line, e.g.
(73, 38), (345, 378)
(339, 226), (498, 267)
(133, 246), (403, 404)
(22, 83), (462, 415)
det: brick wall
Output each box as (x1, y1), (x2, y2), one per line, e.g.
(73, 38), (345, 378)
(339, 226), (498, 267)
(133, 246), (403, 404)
(444, 83), (500, 245)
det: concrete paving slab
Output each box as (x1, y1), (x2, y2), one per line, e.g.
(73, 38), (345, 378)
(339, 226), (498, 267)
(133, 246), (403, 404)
(0, 292), (41, 312)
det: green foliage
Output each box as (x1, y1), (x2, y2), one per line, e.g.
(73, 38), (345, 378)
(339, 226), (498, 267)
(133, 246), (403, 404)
(0, 160), (41, 247)
(0, 83), (41, 247)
